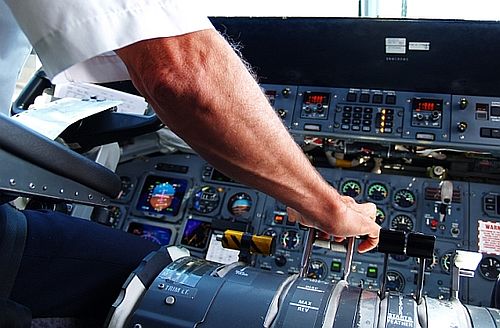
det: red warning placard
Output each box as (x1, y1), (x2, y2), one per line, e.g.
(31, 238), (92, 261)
(478, 220), (500, 255)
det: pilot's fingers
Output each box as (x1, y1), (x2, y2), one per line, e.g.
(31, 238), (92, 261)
(333, 236), (345, 243)
(286, 207), (301, 223)
(357, 228), (380, 253)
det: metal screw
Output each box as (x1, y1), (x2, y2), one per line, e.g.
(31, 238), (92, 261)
(9, 179), (16, 186)
(29, 183), (35, 189)
(165, 296), (176, 305)
(59, 189), (64, 194)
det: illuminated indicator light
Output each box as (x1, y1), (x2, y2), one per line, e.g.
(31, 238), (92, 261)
(367, 267), (378, 278)
(331, 261), (342, 272)
(380, 122), (385, 127)
(430, 219), (439, 230)
(380, 128), (384, 133)
(274, 215), (284, 224)
(382, 109), (386, 114)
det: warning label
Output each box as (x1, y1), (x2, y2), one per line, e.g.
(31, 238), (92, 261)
(478, 220), (500, 255)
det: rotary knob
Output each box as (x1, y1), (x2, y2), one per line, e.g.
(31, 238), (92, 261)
(459, 97), (468, 110)
(282, 88), (291, 98)
(277, 108), (287, 119)
(457, 121), (468, 133)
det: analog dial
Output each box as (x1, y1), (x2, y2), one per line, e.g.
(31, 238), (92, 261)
(341, 180), (362, 198)
(192, 186), (221, 214)
(394, 189), (416, 208)
(479, 257), (500, 281)
(390, 214), (414, 233)
(385, 271), (405, 292)
(376, 208), (386, 225)
(307, 260), (328, 280)
(440, 252), (454, 273)
(367, 183), (389, 201)
(228, 192), (252, 216)
(280, 230), (301, 250)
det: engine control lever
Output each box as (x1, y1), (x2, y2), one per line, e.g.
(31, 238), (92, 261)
(377, 229), (405, 300)
(342, 237), (355, 281)
(450, 250), (482, 301)
(406, 232), (436, 304)
(299, 228), (316, 277)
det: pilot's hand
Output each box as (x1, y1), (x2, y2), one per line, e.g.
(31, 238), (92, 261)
(287, 196), (380, 253)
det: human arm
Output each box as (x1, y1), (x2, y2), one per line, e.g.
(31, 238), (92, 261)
(116, 29), (380, 252)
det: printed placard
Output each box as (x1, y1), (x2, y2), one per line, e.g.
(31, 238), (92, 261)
(478, 220), (500, 255)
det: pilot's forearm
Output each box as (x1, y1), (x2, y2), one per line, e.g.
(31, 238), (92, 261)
(116, 29), (378, 244)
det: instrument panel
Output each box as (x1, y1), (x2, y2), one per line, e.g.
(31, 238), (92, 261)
(264, 83), (500, 151)
(104, 151), (499, 307)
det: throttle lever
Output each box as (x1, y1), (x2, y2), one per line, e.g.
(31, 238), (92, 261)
(299, 228), (316, 277)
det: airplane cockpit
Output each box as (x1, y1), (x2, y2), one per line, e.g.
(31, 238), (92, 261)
(3, 1), (500, 327)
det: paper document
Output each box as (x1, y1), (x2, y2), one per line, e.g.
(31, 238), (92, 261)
(205, 234), (239, 264)
(54, 82), (148, 115)
(12, 98), (121, 140)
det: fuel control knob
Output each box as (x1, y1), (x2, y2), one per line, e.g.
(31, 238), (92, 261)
(459, 97), (468, 110)
(282, 88), (291, 98)
(277, 108), (287, 119)
(457, 121), (468, 133)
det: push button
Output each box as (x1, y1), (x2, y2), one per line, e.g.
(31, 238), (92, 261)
(385, 95), (396, 105)
(360, 93), (370, 103)
(372, 94), (383, 104)
(481, 128), (491, 137)
(346, 93), (357, 102)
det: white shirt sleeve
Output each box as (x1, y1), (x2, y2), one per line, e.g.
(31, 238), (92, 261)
(4, 0), (214, 84)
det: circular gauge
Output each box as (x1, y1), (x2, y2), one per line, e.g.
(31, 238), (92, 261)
(393, 189), (416, 208)
(192, 186), (221, 214)
(307, 260), (328, 280)
(341, 180), (362, 198)
(479, 257), (500, 281)
(263, 228), (278, 239)
(367, 183), (389, 201)
(416, 251), (438, 271)
(375, 208), (386, 225)
(385, 270), (405, 292)
(118, 176), (134, 200)
(390, 214), (414, 232)
(280, 230), (301, 250)
(440, 252), (455, 273)
(228, 192), (252, 216)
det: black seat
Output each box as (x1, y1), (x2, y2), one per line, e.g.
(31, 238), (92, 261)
(0, 114), (122, 199)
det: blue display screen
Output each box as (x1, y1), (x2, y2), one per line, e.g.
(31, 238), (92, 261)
(127, 222), (172, 246)
(136, 175), (188, 216)
(181, 218), (211, 249)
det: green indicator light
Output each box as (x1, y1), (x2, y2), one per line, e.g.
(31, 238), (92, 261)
(367, 267), (378, 278)
(331, 261), (342, 272)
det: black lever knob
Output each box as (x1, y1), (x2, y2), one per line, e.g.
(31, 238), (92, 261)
(377, 229), (405, 255)
(406, 233), (436, 259)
